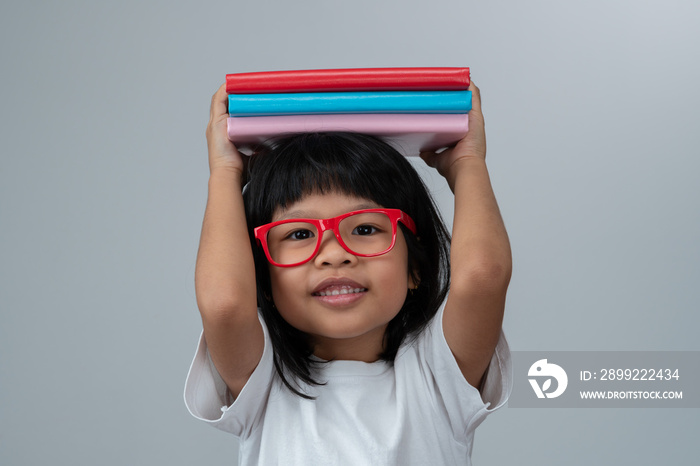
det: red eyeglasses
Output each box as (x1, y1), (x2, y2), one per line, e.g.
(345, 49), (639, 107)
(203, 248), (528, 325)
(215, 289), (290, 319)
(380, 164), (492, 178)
(253, 208), (417, 267)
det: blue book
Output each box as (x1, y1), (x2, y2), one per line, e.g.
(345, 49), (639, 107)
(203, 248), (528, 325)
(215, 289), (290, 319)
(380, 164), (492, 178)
(228, 90), (472, 116)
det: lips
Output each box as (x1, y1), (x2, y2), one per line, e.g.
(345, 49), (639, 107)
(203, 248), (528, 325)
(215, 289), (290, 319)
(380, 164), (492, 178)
(312, 278), (367, 297)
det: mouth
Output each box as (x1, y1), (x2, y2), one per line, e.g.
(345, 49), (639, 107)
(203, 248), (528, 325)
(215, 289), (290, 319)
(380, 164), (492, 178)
(311, 278), (368, 303)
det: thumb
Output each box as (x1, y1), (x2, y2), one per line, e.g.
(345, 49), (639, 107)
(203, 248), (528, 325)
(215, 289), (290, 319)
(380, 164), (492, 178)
(420, 146), (454, 171)
(419, 150), (436, 167)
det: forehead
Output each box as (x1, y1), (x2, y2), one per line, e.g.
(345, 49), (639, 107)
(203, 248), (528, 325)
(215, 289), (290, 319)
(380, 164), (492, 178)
(271, 191), (382, 221)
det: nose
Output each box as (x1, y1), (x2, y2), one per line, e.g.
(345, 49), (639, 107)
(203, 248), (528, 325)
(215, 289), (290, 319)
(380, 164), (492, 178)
(313, 230), (357, 267)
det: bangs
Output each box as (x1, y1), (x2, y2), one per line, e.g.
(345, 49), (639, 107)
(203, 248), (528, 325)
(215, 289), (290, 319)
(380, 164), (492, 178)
(246, 132), (414, 225)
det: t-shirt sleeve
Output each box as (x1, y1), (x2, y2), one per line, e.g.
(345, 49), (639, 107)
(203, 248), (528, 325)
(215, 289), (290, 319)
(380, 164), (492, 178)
(183, 312), (275, 438)
(418, 303), (512, 437)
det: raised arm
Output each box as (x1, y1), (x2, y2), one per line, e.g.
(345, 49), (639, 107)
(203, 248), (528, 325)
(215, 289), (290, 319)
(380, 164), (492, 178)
(420, 83), (512, 389)
(195, 84), (263, 398)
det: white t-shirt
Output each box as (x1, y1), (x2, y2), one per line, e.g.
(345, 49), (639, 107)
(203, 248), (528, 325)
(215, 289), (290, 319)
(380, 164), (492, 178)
(184, 304), (512, 465)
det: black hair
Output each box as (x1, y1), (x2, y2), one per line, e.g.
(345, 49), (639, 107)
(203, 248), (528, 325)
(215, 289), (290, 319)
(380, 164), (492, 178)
(243, 132), (450, 398)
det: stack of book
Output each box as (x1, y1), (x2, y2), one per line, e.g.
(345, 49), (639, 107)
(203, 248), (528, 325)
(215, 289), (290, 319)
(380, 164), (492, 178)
(225, 67), (472, 156)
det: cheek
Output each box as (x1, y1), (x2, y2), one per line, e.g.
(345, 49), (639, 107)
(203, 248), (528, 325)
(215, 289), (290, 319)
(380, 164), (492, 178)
(375, 250), (413, 300)
(395, 236), (414, 284)
(268, 267), (304, 317)
(268, 267), (291, 302)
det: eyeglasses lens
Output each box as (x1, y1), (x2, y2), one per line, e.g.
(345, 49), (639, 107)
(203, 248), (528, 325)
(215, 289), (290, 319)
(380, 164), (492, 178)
(266, 212), (394, 265)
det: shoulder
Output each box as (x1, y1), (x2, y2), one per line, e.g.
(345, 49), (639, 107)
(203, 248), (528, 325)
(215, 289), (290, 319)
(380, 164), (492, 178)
(184, 311), (276, 437)
(397, 302), (512, 412)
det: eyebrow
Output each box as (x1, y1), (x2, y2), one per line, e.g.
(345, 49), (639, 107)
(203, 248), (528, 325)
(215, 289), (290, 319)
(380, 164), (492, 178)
(275, 202), (381, 221)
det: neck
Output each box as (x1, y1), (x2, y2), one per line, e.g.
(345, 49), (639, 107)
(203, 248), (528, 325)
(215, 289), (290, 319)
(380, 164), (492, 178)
(310, 327), (387, 362)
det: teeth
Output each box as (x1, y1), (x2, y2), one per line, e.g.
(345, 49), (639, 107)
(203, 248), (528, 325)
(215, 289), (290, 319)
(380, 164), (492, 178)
(316, 287), (366, 297)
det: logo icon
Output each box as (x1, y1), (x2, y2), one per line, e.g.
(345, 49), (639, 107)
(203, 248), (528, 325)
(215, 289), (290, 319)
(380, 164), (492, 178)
(528, 359), (568, 399)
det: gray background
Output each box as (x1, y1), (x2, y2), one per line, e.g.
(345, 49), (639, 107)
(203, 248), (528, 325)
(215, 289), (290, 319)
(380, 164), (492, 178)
(1, 0), (698, 464)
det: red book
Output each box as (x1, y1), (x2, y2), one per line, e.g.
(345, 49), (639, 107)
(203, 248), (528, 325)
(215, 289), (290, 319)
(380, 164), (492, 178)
(225, 67), (470, 94)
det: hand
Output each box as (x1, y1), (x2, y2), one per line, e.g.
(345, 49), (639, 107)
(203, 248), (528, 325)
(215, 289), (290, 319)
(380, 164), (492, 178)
(206, 84), (247, 176)
(420, 82), (486, 187)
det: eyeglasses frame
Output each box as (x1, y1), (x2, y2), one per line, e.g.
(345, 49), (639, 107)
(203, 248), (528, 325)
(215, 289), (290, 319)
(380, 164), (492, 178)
(253, 208), (417, 268)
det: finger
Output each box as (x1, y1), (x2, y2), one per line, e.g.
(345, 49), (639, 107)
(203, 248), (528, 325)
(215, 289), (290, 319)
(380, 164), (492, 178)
(469, 81), (482, 113)
(420, 146), (453, 168)
(466, 81), (485, 133)
(210, 83), (229, 121)
(420, 148), (443, 165)
(419, 150), (436, 167)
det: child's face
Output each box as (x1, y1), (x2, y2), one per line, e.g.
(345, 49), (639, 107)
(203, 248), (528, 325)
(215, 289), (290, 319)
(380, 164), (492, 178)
(268, 191), (415, 362)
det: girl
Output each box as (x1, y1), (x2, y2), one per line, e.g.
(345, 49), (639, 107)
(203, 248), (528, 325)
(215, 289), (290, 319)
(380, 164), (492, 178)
(185, 82), (512, 465)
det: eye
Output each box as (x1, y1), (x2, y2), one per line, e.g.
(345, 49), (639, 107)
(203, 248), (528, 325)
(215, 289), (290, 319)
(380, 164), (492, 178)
(352, 224), (380, 236)
(285, 229), (315, 241)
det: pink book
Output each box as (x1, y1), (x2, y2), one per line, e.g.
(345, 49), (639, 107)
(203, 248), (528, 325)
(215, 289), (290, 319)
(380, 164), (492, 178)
(227, 114), (468, 157)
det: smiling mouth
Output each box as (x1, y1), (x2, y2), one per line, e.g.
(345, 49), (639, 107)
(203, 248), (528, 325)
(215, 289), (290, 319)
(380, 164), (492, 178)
(312, 286), (368, 297)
